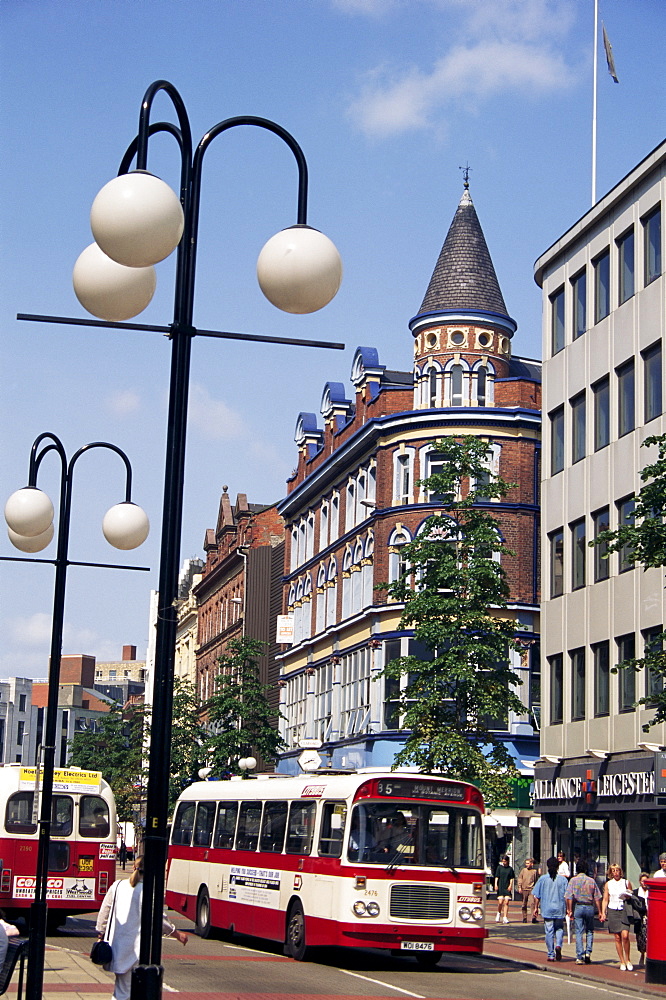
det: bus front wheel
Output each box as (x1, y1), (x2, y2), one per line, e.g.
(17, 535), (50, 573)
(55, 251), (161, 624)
(196, 888), (212, 938)
(286, 900), (309, 961)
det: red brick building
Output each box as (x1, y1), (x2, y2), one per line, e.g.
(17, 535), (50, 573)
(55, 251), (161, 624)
(276, 183), (541, 794)
(194, 489), (285, 708)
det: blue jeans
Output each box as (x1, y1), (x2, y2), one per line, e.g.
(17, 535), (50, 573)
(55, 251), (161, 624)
(574, 904), (595, 960)
(544, 917), (564, 958)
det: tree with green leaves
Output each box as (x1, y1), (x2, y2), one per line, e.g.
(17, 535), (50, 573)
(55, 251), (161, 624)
(382, 435), (527, 808)
(69, 701), (147, 824)
(591, 433), (666, 728)
(169, 676), (210, 813)
(205, 636), (285, 776)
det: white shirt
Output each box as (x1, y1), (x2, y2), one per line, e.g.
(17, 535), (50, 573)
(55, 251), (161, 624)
(557, 861), (570, 878)
(96, 878), (175, 975)
(652, 868), (666, 878)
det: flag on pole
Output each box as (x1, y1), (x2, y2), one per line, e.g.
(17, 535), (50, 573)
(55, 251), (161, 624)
(602, 22), (619, 83)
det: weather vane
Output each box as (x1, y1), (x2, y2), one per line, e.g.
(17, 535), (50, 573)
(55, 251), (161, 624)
(459, 163), (471, 189)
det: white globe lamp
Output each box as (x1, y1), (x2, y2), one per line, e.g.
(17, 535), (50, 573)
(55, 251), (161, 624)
(73, 243), (156, 322)
(7, 523), (55, 553)
(257, 225), (342, 314)
(102, 502), (150, 550)
(90, 171), (184, 268)
(4, 487), (54, 537)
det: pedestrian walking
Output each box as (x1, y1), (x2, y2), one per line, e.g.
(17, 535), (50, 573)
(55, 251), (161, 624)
(517, 858), (539, 923)
(556, 851), (570, 879)
(600, 862), (634, 971)
(635, 872), (649, 966)
(95, 856), (188, 1000)
(564, 859), (603, 964)
(494, 855), (515, 924)
(532, 856), (568, 962)
(118, 839), (127, 871)
(652, 851), (666, 878)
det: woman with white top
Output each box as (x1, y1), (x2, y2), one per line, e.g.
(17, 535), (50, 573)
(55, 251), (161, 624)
(96, 856), (188, 1000)
(601, 863), (633, 971)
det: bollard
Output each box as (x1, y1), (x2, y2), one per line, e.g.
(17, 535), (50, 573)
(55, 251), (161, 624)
(645, 878), (666, 984)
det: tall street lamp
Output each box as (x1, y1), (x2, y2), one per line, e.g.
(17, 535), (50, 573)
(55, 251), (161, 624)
(2, 432), (150, 1000)
(18, 79), (344, 1000)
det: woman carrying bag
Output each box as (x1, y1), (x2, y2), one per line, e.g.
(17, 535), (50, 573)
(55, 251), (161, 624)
(95, 856), (188, 1000)
(601, 863), (633, 971)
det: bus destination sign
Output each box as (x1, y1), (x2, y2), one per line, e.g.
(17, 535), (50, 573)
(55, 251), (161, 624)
(376, 778), (466, 801)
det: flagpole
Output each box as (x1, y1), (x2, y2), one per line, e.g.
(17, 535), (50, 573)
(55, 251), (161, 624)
(592, 0), (598, 206)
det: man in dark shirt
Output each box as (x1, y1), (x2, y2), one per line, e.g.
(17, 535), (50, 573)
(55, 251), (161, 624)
(494, 855), (515, 924)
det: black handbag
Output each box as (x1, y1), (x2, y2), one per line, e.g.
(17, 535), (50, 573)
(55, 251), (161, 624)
(91, 881), (118, 965)
(90, 939), (113, 966)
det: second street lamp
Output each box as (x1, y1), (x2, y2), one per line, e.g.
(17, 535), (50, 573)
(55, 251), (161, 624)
(16, 80), (343, 1000)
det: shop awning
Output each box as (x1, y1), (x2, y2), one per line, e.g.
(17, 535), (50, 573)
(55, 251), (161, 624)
(484, 811), (518, 827)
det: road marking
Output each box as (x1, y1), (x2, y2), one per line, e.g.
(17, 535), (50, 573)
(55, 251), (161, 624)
(338, 968), (425, 998)
(520, 970), (639, 997)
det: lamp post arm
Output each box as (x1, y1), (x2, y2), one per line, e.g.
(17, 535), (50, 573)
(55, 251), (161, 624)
(118, 122), (186, 178)
(135, 80), (193, 174)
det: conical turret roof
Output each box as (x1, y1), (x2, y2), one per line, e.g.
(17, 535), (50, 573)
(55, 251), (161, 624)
(417, 187), (509, 320)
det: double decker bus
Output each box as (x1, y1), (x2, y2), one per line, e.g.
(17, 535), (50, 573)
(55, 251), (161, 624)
(0, 764), (117, 929)
(166, 769), (486, 964)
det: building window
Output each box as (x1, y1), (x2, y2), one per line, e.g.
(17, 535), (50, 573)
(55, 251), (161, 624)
(17, 721), (25, 746)
(571, 392), (586, 464)
(593, 376), (610, 450)
(429, 367), (439, 407)
(571, 519), (586, 590)
(617, 496), (635, 572)
(319, 502), (329, 552)
(551, 286), (565, 355)
(617, 633), (636, 712)
(644, 343), (662, 423)
(450, 364), (464, 406)
(549, 654), (563, 725)
(643, 627), (664, 704)
(393, 451), (412, 506)
(18, 694), (26, 713)
(617, 228), (635, 304)
(593, 507), (610, 582)
(571, 648), (586, 721)
(617, 360), (635, 437)
(572, 269), (586, 340)
(644, 205), (662, 285)
(594, 248), (610, 323)
(550, 406), (564, 475)
(550, 528), (564, 598)
(593, 641), (610, 717)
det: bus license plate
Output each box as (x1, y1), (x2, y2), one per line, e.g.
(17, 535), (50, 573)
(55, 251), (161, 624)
(400, 941), (434, 951)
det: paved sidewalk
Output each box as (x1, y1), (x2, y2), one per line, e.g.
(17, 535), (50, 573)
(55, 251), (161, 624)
(485, 899), (666, 996)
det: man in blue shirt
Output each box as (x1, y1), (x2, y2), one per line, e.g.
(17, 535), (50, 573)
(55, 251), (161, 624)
(532, 856), (568, 961)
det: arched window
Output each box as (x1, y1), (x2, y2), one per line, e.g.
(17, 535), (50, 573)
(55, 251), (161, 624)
(388, 527), (412, 585)
(316, 565), (327, 634)
(342, 546), (353, 619)
(443, 358), (471, 406)
(450, 364), (464, 406)
(301, 574), (313, 640)
(326, 557), (338, 627)
(352, 539), (364, 613)
(472, 359), (495, 406)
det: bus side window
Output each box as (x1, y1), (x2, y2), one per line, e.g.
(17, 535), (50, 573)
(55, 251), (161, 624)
(171, 801), (195, 846)
(213, 801), (238, 849)
(53, 795), (74, 837)
(193, 801), (216, 848)
(286, 801), (316, 855)
(259, 801), (288, 853)
(6, 792), (37, 835)
(79, 795), (108, 839)
(318, 801), (346, 858)
(235, 801), (262, 852)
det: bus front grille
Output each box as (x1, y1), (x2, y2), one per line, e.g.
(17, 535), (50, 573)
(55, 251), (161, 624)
(390, 884), (451, 920)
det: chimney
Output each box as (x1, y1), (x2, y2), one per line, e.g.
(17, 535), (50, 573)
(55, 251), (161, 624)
(122, 645), (137, 661)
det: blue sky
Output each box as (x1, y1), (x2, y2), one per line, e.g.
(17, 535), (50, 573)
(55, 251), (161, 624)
(1, 0), (665, 678)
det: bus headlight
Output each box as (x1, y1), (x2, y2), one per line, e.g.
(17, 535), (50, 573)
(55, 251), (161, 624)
(472, 907), (484, 921)
(458, 906), (472, 921)
(366, 901), (380, 917)
(353, 900), (367, 916)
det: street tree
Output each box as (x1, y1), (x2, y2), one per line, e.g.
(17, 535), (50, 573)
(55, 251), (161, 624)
(69, 700), (147, 824)
(382, 435), (527, 808)
(205, 636), (285, 776)
(591, 432), (666, 727)
(169, 676), (210, 813)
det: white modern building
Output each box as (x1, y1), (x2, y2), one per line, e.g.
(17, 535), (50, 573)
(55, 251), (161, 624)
(535, 139), (666, 882)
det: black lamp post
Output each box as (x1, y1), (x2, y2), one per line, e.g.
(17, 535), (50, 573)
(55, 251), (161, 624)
(2, 432), (150, 1000)
(18, 80), (344, 1000)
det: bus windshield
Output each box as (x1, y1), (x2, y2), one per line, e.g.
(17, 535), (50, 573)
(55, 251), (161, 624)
(347, 802), (483, 868)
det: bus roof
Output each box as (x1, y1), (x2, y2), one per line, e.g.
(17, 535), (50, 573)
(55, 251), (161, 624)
(176, 771), (484, 808)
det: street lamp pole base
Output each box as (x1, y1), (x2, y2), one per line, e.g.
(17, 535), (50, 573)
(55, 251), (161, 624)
(130, 963), (163, 1000)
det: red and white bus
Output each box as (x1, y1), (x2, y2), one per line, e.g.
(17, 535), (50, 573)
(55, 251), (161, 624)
(166, 769), (486, 964)
(0, 764), (117, 930)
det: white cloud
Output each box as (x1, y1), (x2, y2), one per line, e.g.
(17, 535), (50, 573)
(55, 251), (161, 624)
(9, 612), (53, 646)
(346, 0), (579, 137)
(107, 389), (141, 417)
(187, 383), (245, 441)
